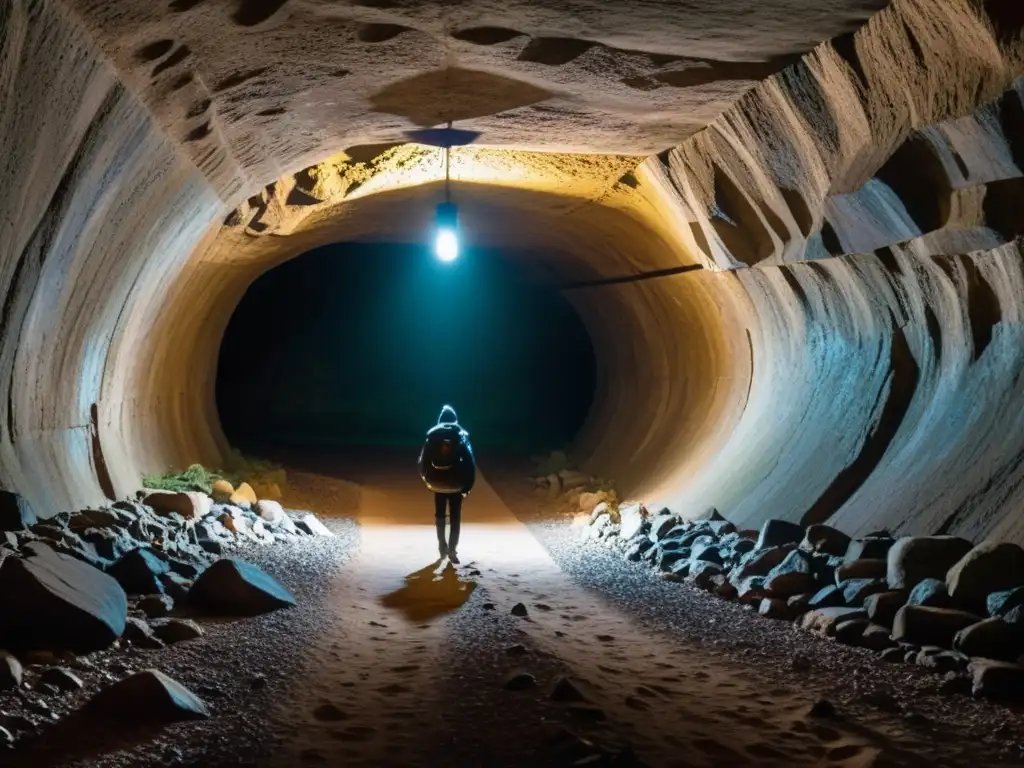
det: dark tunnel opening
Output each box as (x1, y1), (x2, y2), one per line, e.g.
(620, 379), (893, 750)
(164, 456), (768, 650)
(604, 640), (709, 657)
(216, 241), (597, 459)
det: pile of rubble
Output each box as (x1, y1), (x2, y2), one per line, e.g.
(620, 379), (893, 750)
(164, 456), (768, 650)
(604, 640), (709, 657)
(579, 500), (1024, 703)
(0, 481), (334, 748)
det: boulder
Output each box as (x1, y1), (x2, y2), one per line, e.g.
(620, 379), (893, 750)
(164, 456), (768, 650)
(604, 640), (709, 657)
(0, 491), (36, 531)
(211, 479), (234, 503)
(707, 520), (736, 537)
(988, 585), (1024, 618)
(624, 538), (654, 562)
(864, 591), (908, 627)
(836, 559), (887, 583)
(788, 593), (812, 613)
(953, 618), (1022, 661)
(0, 650), (23, 690)
(295, 513), (334, 537)
(800, 524), (850, 557)
(690, 542), (724, 565)
(764, 550), (815, 598)
(151, 618), (204, 645)
(78, 526), (135, 561)
(588, 503), (611, 526)
(835, 618), (869, 645)
(799, 607), (867, 637)
(861, 623), (897, 651)
(907, 578), (953, 608)
(657, 549), (688, 572)
(808, 584), (846, 609)
(688, 561), (723, 590)
(618, 503), (648, 540)
(144, 491), (210, 522)
(733, 538), (756, 557)
(39, 666), (84, 693)
(946, 542), (1024, 610)
(0, 543), (127, 652)
(124, 617), (165, 648)
(844, 535), (895, 563)
(841, 578), (889, 606)
(732, 545), (793, 582)
(137, 593), (174, 618)
(648, 511), (681, 541)
(577, 491), (606, 512)
(715, 581), (738, 600)
(736, 576), (768, 606)
(891, 605), (981, 648)
(886, 536), (973, 590)
(230, 482), (258, 507)
(968, 659), (1024, 702)
(255, 500), (285, 524)
(84, 669), (210, 722)
(756, 519), (804, 551)
(759, 598), (797, 620)
(915, 647), (968, 673)
(189, 558), (296, 616)
(107, 548), (171, 595)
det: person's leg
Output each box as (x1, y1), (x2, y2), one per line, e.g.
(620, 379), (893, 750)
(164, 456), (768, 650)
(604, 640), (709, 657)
(434, 493), (448, 557)
(448, 494), (462, 557)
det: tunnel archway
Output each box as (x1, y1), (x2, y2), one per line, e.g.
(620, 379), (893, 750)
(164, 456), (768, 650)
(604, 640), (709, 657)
(215, 239), (598, 457)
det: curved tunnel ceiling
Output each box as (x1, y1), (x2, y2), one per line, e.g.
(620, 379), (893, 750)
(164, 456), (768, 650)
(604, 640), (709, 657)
(3, 0), (1024, 548)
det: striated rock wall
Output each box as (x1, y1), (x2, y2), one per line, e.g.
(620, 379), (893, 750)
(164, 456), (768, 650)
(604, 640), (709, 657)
(4, 0), (1024, 552)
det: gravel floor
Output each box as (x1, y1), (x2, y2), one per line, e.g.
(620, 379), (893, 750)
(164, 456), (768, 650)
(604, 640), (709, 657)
(497, 484), (1024, 766)
(2, 518), (359, 768)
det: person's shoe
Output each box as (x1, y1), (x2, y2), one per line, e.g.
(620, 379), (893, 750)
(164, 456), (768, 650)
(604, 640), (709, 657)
(448, 550), (460, 564)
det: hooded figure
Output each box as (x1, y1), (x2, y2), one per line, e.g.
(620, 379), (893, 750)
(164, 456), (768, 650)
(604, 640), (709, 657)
(418, 405), (476, 562)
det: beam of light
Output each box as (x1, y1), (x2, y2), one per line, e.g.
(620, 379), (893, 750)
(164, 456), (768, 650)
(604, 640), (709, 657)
(434, 227), (459, 262)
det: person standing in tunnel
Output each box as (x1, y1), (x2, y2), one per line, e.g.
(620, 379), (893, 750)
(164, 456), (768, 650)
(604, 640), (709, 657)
(418, 405), (476, 563)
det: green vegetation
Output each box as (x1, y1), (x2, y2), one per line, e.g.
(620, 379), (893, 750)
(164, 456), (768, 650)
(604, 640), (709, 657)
(142, 453), (285, 495)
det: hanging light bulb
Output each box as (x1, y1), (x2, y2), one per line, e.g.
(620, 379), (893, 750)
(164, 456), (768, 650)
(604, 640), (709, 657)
(434, 200), (459, 262)
(433, 141), (459, 262)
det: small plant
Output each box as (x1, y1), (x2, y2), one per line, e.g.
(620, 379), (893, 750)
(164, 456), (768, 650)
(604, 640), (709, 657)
(142, 464), (222, 495)
(141, 454), (286, 497)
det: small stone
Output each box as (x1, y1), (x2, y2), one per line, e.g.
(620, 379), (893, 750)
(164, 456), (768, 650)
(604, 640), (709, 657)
(189, 558), (296, 616)
(38, 666), (83, 693)
(503, 672), (537, 691)
(880, 647), (904, 663)
(211, 479), (234, 504)
(151, 618), (204, 645)
(229, 482), (258, 508)
(294, 513), (334, 537)
(511, 603), (528, 617)
(0, 651), (23, 690)
(864, 590), (908, 627)
(137, 594), (174, 618)
(834, 618), (869, 645)
(861, 623), (896, 651)
(791, 653), (811, 672)
(505, 644), (528, 656)
(123, 617), (165, 649)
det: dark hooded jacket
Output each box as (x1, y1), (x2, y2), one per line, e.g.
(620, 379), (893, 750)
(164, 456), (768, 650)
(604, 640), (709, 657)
(418, 406), (476, 495)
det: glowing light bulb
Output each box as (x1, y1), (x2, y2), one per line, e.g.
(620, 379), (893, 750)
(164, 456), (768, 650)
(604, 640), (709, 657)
(435, 227), (459, 262)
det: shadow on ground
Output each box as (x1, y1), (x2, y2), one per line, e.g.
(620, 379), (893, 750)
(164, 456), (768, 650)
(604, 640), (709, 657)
(380, 560), (477, 623)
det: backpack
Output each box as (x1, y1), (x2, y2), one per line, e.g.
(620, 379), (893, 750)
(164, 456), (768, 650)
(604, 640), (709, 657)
(423, 424), (462, 471)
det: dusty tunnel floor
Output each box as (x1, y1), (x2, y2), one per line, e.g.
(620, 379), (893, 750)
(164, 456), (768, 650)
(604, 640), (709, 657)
(6, 456), (1024, 767)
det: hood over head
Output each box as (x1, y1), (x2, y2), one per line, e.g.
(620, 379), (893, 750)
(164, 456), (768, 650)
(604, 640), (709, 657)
(437, 405), (458, 425)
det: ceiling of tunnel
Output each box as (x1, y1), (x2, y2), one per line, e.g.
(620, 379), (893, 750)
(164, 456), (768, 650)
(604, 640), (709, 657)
(64, 0), (889, 197)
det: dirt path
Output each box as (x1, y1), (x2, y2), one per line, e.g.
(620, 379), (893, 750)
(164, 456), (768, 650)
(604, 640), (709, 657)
(264, 462), (963, 767)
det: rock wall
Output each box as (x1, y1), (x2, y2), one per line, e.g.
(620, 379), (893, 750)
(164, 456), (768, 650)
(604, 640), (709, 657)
(3, 0), (1024, 551)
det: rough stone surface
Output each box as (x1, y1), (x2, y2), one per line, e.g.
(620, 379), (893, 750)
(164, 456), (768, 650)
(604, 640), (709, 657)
(756, 520), (804, 552)
(0, 543), (127, 652)
(799, 607), (867, 637)
(908, 578), (953, 609)
(0, 492), (36, 532)
(891, 605), (981, 648)
(864, 591), (908, 627)
(0, 650), (23, 690)
(887, 537), (973, 591)
(144, 491), (210, 522)
(836, 559), (888, 583)
(953, 618), (1022, 661)
(84, 669), (210, 722)
(189, 558), (297, 616)
(946, 542), (1024, 609)
(800, 525), (850, 557)
(107, 548), (171, 595)
(764, 549), (815, 598)
(968, 659), (1024, 702)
